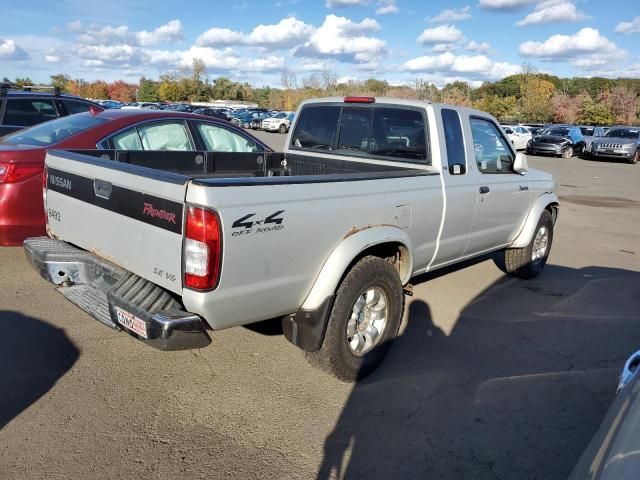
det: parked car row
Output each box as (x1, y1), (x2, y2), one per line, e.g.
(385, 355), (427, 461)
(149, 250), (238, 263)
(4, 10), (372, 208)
(525, 124), (639, 163)
(230, 108), (295, 133)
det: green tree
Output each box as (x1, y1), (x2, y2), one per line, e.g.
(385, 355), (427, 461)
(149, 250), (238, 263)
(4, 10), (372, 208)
(50, 74), (71, 93)
(474, 95), (518, 121)
(577, 99), (613, 125)
(519, 75), (555, 122)
(137, 77), (159, 101)
(363, 78), (389, 96)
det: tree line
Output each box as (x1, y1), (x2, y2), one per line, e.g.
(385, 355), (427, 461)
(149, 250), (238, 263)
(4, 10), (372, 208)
(5, 61), (639, 125)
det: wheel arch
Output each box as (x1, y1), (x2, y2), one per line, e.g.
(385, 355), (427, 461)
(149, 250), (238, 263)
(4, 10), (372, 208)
(510, 193), (559, 249)
(301, 226), (413, 311)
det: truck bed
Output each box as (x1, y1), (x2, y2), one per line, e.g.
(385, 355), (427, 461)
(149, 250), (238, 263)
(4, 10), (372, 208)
(63, 149), (435, 185)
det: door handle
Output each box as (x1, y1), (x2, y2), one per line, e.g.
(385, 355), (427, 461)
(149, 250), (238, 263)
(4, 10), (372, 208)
(479, 186), (490, 194)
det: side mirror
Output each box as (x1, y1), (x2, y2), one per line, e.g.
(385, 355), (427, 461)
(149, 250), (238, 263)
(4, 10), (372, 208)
(514, 152), (528, 175)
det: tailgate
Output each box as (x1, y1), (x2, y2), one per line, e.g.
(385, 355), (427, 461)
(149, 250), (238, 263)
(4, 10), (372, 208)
(44, 150), (189, 294)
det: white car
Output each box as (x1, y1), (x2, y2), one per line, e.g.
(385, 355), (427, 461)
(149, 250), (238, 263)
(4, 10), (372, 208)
(502, 125), (532, 150)
(262, 112), (295, 133)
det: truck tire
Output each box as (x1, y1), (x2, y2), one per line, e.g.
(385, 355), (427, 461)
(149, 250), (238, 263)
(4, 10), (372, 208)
(306, 256), (404, 382)
(504, 210), (553, 279)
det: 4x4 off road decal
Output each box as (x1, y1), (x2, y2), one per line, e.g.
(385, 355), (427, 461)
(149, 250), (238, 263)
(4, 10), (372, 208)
(46, 167), (182, 234)
(231, 210), (285, 236)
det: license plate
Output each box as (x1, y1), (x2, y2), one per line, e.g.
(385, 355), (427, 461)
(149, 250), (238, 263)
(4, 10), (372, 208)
(115, 307), (148, 339)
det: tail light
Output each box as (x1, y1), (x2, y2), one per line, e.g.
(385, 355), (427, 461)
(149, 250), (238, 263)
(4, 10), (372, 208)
(0, 161), (42, 184)
(184, 205), (222, 290)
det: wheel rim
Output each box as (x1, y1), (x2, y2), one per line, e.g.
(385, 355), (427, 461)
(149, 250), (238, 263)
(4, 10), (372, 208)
(346, 287), (388, 356)
(532, 226), (549, 263)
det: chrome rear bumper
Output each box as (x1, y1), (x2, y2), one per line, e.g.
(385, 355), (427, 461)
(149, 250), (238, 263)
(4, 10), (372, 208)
(24, 236), (211, 350)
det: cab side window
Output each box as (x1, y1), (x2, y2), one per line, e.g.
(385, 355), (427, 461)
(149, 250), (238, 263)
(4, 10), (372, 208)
(470, 117), (515, 174)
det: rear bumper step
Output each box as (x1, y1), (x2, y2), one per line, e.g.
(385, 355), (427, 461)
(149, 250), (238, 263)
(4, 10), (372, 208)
(24, 236), (211, 351)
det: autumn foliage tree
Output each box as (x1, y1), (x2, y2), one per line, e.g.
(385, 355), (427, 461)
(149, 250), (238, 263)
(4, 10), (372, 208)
(107, 81), (136, 102)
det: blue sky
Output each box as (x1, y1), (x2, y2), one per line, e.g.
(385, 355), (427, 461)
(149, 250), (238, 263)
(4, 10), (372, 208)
(0, 0), (638, 88)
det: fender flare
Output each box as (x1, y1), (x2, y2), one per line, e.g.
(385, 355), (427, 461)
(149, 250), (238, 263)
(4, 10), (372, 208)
(301, 226), (413, 311)
(510, 192), (559, 249)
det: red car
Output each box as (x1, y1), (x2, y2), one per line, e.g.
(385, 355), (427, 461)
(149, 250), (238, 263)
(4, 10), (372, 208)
(0, 109), (271, 245)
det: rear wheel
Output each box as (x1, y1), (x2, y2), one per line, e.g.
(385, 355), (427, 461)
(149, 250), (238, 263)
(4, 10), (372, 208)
(279, 124), (287, 134)
(503, 210), (554, 279)
(306, 256), (404, 382)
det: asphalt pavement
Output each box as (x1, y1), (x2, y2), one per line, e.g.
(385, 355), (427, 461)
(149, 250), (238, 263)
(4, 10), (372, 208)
(1, 131), (640, 480)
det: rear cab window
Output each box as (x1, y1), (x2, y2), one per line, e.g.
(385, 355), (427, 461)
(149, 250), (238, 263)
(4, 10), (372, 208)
(290, 103), (429, 164)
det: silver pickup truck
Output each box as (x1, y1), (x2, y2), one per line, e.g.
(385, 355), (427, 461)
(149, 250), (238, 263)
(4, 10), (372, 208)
(25, 96), (558, 381)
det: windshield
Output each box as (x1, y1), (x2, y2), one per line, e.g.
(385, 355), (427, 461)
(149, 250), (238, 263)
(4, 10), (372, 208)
(580, 127), (595, 136)
(604, 128), (639, 139)
(270, 112), (287, 119)
(541, 127), (570, 137)
(0, 114), (108, 146)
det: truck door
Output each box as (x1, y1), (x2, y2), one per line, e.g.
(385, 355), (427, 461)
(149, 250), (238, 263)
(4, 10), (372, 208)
(428, 107), (477, 268)
(464, 116), (532, 255)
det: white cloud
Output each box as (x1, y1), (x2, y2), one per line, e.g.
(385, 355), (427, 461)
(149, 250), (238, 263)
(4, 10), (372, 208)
(466, 40), (493, 53)
(516, 0), (588, 26)
(428, 6), (471, 23)
(402, 51), (520, 80)
(294, 15), (386, 64)
(417, 25), (463, 44)
(432, 43), (458, 52)
(376, 0), (398, 14)
(144, 46), (287, 74)
(615, 17), (640, 34)
(44, 48), (63, 63)
(77, 20), (183, 46)
(66, 20), (83, 33)
(76, 44), (139, 65)
(326, 0), (369, 7)
(376, 5), (398, 14)
(519, 28), (618, 59)
(240, 56), (287, 72)
(196, 17), (314, 50)
(246, 17), (315, 48)
(147, 46), (241, 71)
(0, 38), (29, 60)
(479, 0), (536, 11)
(136, 20), (184, 46)
(300, 59), (334, 71)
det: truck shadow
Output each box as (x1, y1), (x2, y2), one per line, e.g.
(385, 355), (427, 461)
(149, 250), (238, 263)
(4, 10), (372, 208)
(0, 311), (79, 429)
(316, 265), (640, 480)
